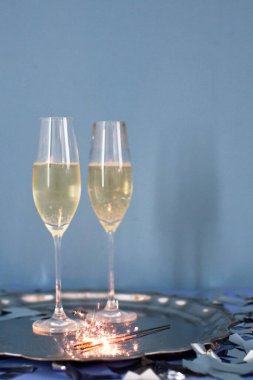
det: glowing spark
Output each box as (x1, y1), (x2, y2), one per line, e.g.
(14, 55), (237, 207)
(63, 315), (139, 359)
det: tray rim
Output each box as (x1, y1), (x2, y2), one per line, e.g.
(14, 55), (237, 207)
(0, 290), (237, 361)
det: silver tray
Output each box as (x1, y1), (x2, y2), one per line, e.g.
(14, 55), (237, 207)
(0, 291), (235, 361)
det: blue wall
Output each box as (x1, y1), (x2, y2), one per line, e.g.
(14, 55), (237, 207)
(0, 0), (253, 293)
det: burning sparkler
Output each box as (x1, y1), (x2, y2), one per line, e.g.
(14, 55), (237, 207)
(63, 308), (170, 359)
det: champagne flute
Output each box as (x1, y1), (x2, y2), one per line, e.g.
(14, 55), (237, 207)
(88, 121), (137, 323)
(32, 117), (81, 335)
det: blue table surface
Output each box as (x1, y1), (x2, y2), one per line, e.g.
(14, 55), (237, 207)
(1, 289), (253, 380)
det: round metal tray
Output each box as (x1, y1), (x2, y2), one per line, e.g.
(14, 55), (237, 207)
(0, 290), (235, 361)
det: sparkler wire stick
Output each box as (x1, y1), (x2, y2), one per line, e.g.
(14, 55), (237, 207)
(73, 323), (171, 352)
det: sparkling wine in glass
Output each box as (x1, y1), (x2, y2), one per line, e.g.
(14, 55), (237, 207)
(32, 117), (81, 335)
(88, 121), (137, 324)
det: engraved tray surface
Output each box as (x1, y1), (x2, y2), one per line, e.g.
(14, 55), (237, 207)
(0, 291), (235, 361)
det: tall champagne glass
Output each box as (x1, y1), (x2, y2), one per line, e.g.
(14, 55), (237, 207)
(88, 121), (137, 323)
(32, 117), (81, 335)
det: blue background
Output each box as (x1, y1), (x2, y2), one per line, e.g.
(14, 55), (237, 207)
(0, 0), (253, 293)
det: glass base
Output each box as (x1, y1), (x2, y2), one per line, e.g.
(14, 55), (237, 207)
(87, 309), (137, 324)
(32, 317), (77, 335)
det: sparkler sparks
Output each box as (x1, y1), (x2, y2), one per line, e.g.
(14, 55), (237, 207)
(64, 311), (139, 359)
(62, 308), (170, 360)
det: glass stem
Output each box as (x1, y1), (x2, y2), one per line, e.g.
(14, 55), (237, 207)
(52, 234), (66, 320)
(105, 231), (118, 311)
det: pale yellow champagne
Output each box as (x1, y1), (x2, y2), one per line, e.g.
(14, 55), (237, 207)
(33, 162), (81, 235)
(88, 163), (133, 232)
